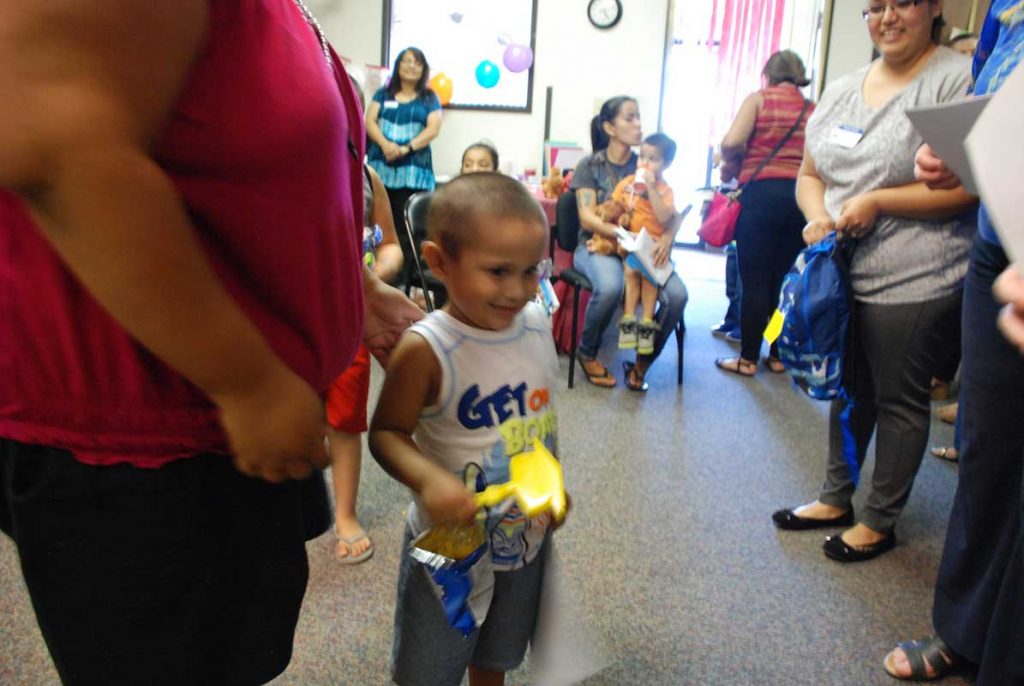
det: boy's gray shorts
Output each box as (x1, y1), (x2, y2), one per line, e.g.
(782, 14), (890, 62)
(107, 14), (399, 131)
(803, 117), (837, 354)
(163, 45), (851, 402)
(391, 526), (549, 686)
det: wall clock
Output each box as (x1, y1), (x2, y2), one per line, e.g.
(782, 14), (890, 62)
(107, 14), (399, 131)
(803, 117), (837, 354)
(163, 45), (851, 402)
(588, 0), (622, 30)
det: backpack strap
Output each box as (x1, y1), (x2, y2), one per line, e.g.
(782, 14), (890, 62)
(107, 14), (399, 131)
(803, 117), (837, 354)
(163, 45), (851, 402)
(741, 98), (812, 191)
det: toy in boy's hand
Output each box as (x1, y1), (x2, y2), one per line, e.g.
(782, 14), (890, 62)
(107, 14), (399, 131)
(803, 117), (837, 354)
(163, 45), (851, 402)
(474, 439), (567, 521)
(542, 168), (564, 199)
(586, 199), (631, 255)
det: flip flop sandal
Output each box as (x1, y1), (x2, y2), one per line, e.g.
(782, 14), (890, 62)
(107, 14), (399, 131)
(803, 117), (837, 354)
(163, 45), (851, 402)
(883, 636), (960, 681)
(336, 530), (374, 565)
(762, 356), (786, 373)
(623, 361), (649, 392)
(578, 356), (616, 388)
(930, 446), (959, 462)
(715, 357), (756, 377)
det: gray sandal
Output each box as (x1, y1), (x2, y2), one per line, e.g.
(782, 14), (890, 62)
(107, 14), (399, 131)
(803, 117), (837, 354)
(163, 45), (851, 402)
(883, 636), (960, 681)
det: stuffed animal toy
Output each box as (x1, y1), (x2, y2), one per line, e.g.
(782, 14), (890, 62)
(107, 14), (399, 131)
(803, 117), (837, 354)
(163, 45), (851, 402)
(542, 168), (563, 199)
(585, 199), (630, 255)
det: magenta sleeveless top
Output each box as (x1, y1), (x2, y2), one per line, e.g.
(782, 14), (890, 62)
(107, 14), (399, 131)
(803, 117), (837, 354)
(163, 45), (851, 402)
(0, 0), (365, 467)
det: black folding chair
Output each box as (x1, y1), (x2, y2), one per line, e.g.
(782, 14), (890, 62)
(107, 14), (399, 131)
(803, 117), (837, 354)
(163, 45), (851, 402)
(402, 191), (446, 310)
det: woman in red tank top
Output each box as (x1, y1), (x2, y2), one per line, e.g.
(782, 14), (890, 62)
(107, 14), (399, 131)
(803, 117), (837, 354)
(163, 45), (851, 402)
(715, 50), (815, 378)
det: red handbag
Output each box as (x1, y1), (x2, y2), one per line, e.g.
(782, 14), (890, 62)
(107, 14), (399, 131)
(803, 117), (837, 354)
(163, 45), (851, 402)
(698, 190), (742, 247)
(699, 98), (812, 248)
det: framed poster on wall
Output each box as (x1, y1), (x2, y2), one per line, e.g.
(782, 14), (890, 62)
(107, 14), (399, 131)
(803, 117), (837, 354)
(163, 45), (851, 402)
(382, 0), (538, 112)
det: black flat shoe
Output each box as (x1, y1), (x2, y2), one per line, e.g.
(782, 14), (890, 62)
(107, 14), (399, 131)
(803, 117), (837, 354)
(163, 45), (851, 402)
(823, 530), (896, 562)
(772, 507), (854, 531)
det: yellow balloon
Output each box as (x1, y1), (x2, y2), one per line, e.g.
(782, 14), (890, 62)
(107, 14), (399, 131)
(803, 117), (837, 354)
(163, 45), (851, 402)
(429, 72), (453, 105)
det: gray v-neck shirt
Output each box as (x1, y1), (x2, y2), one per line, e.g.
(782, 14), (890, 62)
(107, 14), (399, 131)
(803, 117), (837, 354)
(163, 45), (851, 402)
(806, 46), (975, 304)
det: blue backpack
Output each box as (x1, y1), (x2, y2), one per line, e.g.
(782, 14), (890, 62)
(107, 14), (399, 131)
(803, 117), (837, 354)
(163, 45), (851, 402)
(775, 233), (851, 400)
(775, 232), (860, 483)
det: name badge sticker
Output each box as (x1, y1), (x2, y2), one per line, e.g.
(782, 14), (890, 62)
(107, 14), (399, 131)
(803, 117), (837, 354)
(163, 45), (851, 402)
(829, 124), (865, 148)
(383, 101), (399, 110)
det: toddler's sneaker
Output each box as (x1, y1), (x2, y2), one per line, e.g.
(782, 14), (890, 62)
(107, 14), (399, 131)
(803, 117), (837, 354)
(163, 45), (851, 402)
(637, 318), (659, 355)
(618, 316), (637, 349)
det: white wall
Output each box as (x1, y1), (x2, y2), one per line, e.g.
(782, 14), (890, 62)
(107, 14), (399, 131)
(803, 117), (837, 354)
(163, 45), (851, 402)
(822, 1), (874, 86)
(318, 0), (670, 178)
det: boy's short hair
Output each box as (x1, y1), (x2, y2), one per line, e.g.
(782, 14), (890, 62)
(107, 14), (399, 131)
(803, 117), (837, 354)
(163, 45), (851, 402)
(643, 132), (677, 166)
(427, 173), (547, 258)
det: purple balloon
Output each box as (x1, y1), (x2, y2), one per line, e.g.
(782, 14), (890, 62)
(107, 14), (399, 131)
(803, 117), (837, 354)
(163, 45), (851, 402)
(502, 44), (534, 73)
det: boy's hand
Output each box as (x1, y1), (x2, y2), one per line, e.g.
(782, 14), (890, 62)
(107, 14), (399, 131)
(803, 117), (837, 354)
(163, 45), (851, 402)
(640, 168), (656, 186)
(421, 469), (479, 525)
(215, 363), (328, 483)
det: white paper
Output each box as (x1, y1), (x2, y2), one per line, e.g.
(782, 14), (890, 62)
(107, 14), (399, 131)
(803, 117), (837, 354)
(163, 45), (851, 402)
(532, 546), (607, 686)
(966, 64), (1024, 262)
(613, 227), (674, 286)
(906, 95), (992, 195)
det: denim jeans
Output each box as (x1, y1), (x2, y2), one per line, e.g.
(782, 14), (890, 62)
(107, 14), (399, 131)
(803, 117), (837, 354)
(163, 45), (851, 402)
(573, 243), (688, 363)
(723, 242), (741, 330)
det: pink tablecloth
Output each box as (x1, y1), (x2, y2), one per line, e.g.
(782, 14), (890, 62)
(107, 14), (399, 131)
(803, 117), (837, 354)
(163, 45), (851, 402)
(530, 187), (558, 227)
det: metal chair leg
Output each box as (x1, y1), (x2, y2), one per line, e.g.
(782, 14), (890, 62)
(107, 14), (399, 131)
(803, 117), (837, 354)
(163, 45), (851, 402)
(568, 284), (580, 389)
(676, 318), (686, 386)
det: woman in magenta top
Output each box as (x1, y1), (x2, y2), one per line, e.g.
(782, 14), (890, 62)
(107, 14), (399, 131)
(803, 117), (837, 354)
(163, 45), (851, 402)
(715, 50), (815, 377)
(0, 1), (420, 683)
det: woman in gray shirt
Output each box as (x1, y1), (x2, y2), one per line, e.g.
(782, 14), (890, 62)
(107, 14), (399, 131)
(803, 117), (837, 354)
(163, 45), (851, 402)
(772, 0), (978, 562)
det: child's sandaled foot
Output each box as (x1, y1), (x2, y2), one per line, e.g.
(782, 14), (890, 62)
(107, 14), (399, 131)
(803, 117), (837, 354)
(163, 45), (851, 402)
(579, 356), (616, 388)
(336, 525), (374, 565)
(883, 636), (960, 681)
(715, 357), (756, 377)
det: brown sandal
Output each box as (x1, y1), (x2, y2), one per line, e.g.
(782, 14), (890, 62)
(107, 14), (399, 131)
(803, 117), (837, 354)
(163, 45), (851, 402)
(578, 356), (616, 388)
(715, 357), (756, 377)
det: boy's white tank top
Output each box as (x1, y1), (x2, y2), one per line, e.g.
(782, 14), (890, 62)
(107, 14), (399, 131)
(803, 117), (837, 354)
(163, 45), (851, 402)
(407, 302), (559, 570)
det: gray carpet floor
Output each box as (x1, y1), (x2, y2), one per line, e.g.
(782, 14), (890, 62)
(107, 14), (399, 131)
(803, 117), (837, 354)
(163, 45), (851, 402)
(0, 250), (970, 685)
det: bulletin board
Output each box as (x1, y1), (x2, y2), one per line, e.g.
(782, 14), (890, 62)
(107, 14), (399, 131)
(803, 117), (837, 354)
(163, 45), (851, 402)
(382, 0), (538, 112)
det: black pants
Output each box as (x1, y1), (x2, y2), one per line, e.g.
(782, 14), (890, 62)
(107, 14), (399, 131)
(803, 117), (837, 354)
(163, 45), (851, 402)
(734, 178), (806, 362)
(933, 237), (1024, 685)
(818, 290), (962, 533)
(0, 442), (330, 686)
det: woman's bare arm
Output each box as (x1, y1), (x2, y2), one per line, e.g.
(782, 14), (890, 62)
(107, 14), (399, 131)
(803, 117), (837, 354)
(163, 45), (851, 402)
(576, 188), (619, 239)
(367, 167), (403, 282)
(719, 92), (762, 180)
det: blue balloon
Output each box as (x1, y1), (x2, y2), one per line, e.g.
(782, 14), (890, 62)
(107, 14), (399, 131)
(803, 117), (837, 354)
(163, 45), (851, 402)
(475, 60), (500, 89)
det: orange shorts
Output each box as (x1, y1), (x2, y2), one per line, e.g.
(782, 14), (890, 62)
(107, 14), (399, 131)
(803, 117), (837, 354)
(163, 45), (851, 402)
(326, 344), (371, 433)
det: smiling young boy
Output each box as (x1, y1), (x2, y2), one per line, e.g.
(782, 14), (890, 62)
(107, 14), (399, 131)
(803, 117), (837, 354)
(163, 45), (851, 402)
(369, 173), (562, 686)
(613, 132), (678, 355)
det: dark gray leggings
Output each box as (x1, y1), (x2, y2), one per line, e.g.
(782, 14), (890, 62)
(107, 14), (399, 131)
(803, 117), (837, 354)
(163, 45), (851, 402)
(818, 290), (963, 533)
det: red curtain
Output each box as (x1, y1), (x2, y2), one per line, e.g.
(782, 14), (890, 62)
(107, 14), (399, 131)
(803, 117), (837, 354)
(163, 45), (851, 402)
(707, 0), (787, 140)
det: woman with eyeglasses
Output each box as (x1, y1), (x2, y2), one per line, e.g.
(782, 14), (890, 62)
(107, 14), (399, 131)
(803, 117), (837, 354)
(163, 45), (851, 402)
(772, 0), (979, 562)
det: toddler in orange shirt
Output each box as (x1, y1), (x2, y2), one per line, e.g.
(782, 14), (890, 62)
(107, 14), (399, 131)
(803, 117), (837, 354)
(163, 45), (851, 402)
(613, 132), (678, 355)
